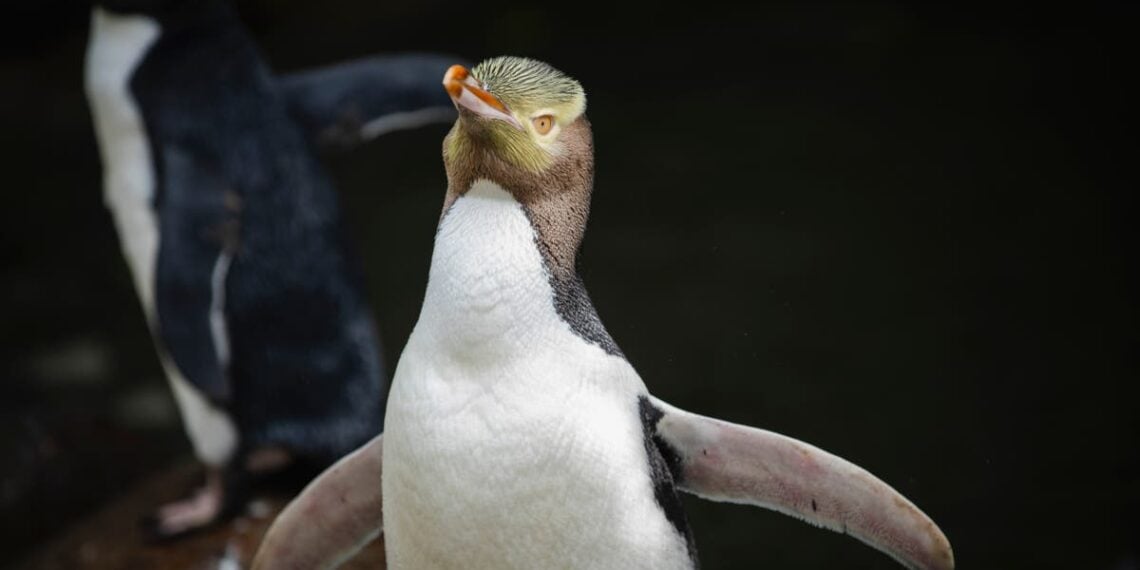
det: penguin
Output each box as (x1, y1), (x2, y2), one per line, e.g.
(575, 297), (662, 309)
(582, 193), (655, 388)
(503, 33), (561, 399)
(253, 57), (955, 569)
(84, 0), (457, 539)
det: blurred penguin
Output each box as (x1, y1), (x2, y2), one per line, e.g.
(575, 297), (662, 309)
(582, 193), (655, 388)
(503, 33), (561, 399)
(84, 0), (457, 538)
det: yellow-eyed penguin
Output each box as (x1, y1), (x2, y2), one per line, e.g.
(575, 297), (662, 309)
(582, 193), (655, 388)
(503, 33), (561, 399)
(253, 56), (955, 570)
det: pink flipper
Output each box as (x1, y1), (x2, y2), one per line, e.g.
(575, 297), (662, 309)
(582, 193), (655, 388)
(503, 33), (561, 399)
(649, 397), (954, 570)
(252, 435), (385, 570)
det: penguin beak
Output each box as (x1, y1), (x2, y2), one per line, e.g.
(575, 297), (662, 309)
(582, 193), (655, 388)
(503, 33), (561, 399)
(443, 65), (524, 131)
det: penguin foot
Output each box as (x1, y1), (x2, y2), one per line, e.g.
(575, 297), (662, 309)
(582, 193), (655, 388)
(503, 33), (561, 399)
(245, 446), (293, 474)
(139, 449), (311, 542)
(139, 469), (225, 541)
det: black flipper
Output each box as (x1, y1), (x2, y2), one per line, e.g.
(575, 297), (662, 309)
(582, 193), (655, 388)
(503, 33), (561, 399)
(279, 54), (461, 150)
(154, 144), (236, 404)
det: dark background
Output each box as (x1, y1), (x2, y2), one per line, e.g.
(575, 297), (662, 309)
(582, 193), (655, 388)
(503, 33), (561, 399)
(1, 1), (1135, 568)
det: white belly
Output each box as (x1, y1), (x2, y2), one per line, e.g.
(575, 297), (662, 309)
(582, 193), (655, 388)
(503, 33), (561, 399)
(85, 7), (161, 313)
(382, 181), (690, 569)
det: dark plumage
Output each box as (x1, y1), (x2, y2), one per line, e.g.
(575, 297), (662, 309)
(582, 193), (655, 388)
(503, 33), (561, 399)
(132, 0), (384, 455)
(86, 0), (456, 538)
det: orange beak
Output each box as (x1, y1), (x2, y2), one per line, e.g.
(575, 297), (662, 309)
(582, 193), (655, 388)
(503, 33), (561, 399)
(443, 64), (524, 130)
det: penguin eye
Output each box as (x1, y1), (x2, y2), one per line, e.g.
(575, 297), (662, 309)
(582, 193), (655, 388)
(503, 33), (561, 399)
(532, 115), (555, 135)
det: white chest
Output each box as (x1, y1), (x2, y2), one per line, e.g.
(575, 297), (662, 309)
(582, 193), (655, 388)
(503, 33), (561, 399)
(382, 181), (689, 569)
(85, 8), (161, 313)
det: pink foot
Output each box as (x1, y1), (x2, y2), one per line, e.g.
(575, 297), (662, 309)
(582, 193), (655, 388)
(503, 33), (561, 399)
(141, 470), (223, 540)
(140, 449), (298, 541)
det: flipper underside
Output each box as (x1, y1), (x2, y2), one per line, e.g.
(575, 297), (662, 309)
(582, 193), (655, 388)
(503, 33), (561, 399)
(252, 434), (385, 570)
(647, 396), (954, 570)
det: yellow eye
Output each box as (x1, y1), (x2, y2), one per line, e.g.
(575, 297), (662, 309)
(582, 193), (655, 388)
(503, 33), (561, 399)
(532, 115), (555, 135)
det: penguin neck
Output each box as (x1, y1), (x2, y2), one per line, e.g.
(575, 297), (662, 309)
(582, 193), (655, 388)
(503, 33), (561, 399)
(418, 180), (579, 364)
(419, 172), (624, 365)
(424, 118), (622, 360)
(442, 117), (595, 281)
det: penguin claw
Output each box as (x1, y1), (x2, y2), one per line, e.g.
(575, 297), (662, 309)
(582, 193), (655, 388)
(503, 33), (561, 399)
(138, 510), (211, 543)
(137, 454), (317, 542)
(138, 479), (226, 542)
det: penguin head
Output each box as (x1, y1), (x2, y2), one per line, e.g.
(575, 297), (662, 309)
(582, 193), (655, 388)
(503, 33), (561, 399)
(441, 56), (595, 276)
(443, 56), (589, 174)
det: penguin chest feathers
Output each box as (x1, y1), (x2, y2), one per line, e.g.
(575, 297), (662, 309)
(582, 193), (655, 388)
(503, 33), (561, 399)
(383, 180), (691, 569)
(418, 179), (558, 359)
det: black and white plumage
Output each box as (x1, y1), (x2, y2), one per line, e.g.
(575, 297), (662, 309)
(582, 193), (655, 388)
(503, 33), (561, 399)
(84, 0), (457, 537)
(255, 58), (954, 569)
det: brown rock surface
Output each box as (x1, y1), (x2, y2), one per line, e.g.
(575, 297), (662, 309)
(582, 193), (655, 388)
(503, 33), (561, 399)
(14, 461), (385, 570)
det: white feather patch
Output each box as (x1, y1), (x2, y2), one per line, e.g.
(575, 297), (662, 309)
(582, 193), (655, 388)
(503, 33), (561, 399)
(359, 106), (456, 140)
(85, 7), (161, 313)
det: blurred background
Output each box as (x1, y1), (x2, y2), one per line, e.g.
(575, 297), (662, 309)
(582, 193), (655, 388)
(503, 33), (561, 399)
(1, 1), (1134, 568)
